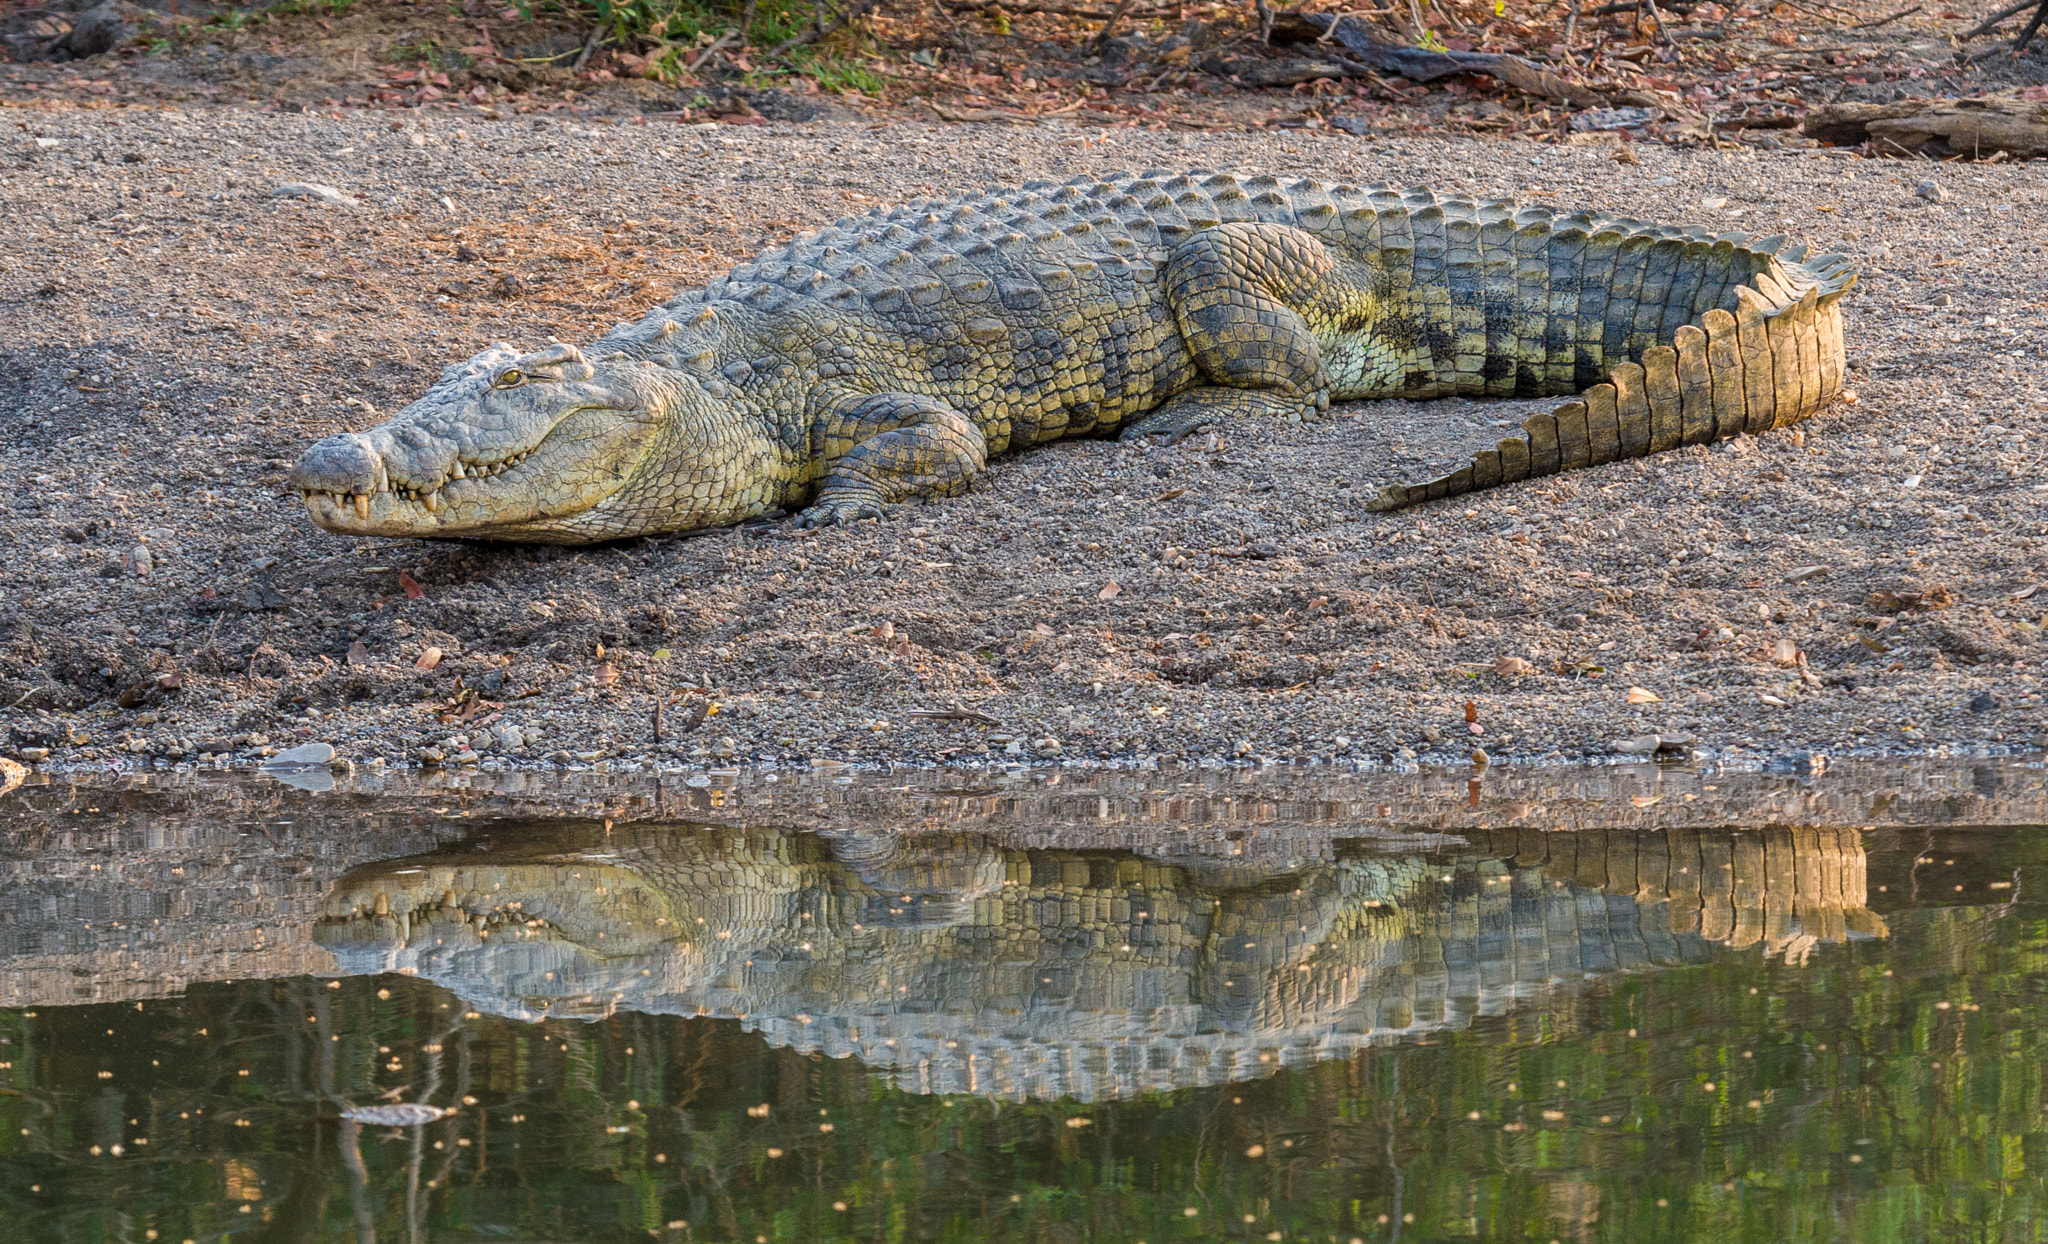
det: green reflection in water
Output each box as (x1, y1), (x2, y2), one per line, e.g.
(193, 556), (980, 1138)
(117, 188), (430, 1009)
(1, 823), (2046, 1243)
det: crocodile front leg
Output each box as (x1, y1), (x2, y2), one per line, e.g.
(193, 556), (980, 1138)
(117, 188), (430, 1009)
(795, 392), (988, 529)
(1121, 222), (1368, 444)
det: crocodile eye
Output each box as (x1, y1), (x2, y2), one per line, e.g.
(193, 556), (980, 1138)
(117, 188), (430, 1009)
(493, 369), (523, 389)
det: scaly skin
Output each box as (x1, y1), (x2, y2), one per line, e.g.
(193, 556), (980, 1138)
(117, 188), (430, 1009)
(313, 825), (1882, 1099)
(289, 171), (1857, 543)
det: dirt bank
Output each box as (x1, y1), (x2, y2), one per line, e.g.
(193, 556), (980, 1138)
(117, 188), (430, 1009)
(1, 107), (2044, 774)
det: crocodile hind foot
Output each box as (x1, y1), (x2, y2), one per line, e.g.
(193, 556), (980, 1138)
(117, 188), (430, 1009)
(1117, 387), (1325, 445)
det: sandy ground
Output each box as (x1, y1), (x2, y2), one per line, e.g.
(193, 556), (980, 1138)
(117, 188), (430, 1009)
(1, 107), (2045, 776)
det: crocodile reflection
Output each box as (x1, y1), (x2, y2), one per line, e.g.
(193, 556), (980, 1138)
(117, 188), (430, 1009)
(315, 825), (1885, 1100)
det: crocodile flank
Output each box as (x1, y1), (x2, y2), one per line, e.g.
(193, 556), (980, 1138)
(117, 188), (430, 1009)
(290, 169), (1858, 543)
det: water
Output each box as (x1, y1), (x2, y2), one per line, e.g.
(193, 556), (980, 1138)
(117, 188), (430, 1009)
(3, 759), (2047, 1242)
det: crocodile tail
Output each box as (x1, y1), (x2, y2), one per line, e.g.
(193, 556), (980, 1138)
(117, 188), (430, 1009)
(1365, 244), (1858, 512)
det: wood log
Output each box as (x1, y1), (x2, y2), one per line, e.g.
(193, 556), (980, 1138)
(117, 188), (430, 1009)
(1802, 93), (2048, 159)
(1306, 13), (1606, 106)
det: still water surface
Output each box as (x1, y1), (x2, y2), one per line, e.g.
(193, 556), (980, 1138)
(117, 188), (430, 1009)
(3, 763), (2046, 1242)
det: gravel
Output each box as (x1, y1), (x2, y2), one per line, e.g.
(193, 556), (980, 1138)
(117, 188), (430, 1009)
(1, 105), (2044, 776)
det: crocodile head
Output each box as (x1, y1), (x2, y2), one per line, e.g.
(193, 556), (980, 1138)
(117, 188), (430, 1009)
(312, 845), (689, 1020)
(289, 341), (780, 543)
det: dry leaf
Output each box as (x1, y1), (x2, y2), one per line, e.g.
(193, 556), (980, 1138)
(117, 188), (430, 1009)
(2015, 585), (2039, 601)
(1785, 565), (1830, 584)
(1627, 686), (1662, 704)
(347, 640), (371, 666)
(1493, 655), (1535, 676)
(1155, 488), (1185, 502)
(872, 621), (895, 642)
(592, 663), (619, 686)
(893, 638), (911, 658)
(1759, 694), (1789, 707)
(1098, 579), (1122, 600)
(1463, 700), (1478, 724)
(400, 571), (425, 601)
(1768, 638), (1801, 667)
(414, 646), (443, 671)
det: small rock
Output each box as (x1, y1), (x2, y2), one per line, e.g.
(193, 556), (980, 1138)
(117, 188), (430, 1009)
(128, 544), (153, 576)
(1914, 179), (1948, 203)
(274, 182), (358, 208)
(712, 736), (737, 759)
(261, 741), (336, 769)
(1970, 691), (2004, 712)
(1232, 739), (1253, 757)
(1612, 734), (1661, 755)
(1470, 748), (1490, 767)
(1421, 725), (1443, 743)
(1931, 292), (1952, 307)
(1768, 751), (1828, 775)
(1493, 655), (1536, 676)
(17, 747), (50, 763)
(493, 723), (525, 751)
(418, 747), (447, 765)
(1035, 737), (1063, 757)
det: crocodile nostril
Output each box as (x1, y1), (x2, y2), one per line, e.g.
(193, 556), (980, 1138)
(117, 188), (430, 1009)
(290, 433), (385, 497)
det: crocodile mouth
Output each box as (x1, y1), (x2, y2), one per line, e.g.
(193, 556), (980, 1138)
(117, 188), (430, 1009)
(291, 398), (648, 537)
(296, 443), (543, 523)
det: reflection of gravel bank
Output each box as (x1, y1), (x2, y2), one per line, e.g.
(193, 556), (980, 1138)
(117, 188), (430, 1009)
(1, 110), (2044, 772)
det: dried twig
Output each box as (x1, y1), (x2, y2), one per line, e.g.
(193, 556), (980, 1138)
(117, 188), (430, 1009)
(1961, 0), (2032, 36)
(686, 26), (740, 71)
(1850, 4), (1919, 27)
(1089, 0), (1139, 48)
(763, 0), (878, 57)
(906, 706), (1004, 726)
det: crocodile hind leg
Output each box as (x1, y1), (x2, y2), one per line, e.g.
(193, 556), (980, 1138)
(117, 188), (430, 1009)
(1120, 222), (1368, 444)
(794, 393), (988, 528)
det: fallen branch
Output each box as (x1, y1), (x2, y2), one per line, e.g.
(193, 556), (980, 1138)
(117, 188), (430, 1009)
(938, 0), (1174, 15)
(1803, 92), (2048, 158)
(1303, 12), (1606, 104)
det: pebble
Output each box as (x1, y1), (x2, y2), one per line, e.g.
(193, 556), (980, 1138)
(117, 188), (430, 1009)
(261, 741), (336, 769)
(1914, 179), (1948, 203)
(274, 181), (358, 208)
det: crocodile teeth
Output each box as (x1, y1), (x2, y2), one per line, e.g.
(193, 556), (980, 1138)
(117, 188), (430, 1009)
(422, 489), (442, 513)
(449, 461), (466, 479)
(353, 494), (370, 520)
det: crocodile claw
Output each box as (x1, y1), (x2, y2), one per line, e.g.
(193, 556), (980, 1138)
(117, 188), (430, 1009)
(792, 500), (887, 530)
(1118, 413), (1215, 447)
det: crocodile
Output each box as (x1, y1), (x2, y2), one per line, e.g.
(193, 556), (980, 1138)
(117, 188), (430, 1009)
(289, 170), (1858, 543)
(313, 823), (1882, 1100)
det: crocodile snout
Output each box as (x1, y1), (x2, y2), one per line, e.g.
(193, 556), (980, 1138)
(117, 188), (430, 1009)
(291, 433), (386, 499)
